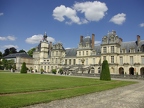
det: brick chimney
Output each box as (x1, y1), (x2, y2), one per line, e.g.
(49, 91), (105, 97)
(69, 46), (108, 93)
(80, 36), (83, 43)
(137, 35), (140, 46)
(92, 34), (95, 49)
(49, 42), (52, 50)
(119, 38), (123, 44)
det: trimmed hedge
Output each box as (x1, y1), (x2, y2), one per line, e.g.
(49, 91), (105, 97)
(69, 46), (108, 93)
(20, 62), (27, 74)
(100, 60), (111, 81)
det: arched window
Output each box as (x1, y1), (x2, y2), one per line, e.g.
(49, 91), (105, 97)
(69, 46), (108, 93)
(141, 44), (144, 52)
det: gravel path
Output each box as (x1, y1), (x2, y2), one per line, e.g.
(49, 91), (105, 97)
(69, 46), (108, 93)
(24, 79), (144, 108)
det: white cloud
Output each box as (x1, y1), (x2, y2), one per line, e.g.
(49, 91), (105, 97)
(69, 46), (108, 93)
(25, 34), (55, 44)
(0, 37), (6, 41)
(140, 23), (144, 27)
(53, 5), (82, 25)
(73, 1), (108, 22)
(0, 13), (4, 16)
(0, 36), (16, 41)
(3, 45), (19, 49)
(53, 1), (108, 25)
(95, 41), (101, 45)
(109, 13), (126, 25)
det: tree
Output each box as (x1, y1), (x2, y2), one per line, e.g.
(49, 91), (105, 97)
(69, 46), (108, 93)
(9, 47), (17, 54)
(20, 62), (27, 73)
(100, 60), (111, 81)
(19, 49), (26, 53)
(0, 51), (2, 59)
(51, 69), (57, 74)
(27, 48), (36, 57)
(3, 48), (10, 56)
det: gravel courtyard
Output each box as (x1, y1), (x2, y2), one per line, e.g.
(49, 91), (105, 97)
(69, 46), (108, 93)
(25, 79), (144, 108)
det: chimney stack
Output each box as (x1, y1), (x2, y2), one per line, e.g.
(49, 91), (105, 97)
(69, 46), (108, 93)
(92, 34), (95, 49)
(49, 42), (52, 50)
(80, 36), (83, 43)
(119, 38), (123, 44)
(137, 35), (140, 46)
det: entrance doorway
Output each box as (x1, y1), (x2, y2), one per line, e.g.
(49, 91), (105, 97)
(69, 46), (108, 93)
(119, 67), (124, 74)
(129, 67), (134, 75)
(140, 67), (144, 75)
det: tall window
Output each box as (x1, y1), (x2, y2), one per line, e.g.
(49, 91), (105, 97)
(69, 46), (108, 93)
(103, 56), (106, 61)
(111, 56), (114, 63)
(55, 58), (57, 64)
(123, 49), (126, 53)
(93, 58), (95, 64)
(141, 56), (144, 64)
(86, 51), (88, 55)
(103, 47), (107, 53)
(79, 51), (81, 56)
(83, 51), (84, 56)
(79, 59), (81, 64)
(69, 59), (71, 65)
(73, 59), (75, 65)
(56, 51), (58, 55)
(65, 59), (67, 65)
(130, 56), (133, 65)
(131, 49), (134, 53)
(120, 57), (123, 65)
(111, 46), (114, 53)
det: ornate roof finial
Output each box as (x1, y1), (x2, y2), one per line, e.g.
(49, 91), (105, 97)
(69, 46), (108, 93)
(43, 32), (48, 42)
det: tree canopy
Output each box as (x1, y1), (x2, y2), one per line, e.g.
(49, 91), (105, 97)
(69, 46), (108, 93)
(27, 48), (35, 57)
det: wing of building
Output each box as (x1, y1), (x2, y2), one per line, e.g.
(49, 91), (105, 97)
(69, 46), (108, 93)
(32, 31), (144, 75)
(3, 52), (33, 71)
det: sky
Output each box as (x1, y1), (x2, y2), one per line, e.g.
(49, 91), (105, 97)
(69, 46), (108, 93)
(0, 0), (144, 53)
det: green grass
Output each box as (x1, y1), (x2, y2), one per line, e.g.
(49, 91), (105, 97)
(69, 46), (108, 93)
(0, 72), (137, 108)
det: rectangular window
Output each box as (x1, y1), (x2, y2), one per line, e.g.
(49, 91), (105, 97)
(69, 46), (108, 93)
(73, 59), (75, 65)
(65, 59), (67, 65)
(103, 56), (106, 61)
(55, 58), (57, 64)
(111, 56), (114, 63)
(56, 51), (58, 55)
(79, 59), (81, 64)
(79, 51), (81, 56)
(83, 51), (84, 56)
(120, 57), (123, 65)
(103, 47), (107, 53)
(111, 46), (114, 53)
(123, 49), (126, 53)
(141, 56), (144, 64)
(86, 51), (88, 55)
(130, 56), (133, 65)
(69, 59), (71, 65)
(131, 49), (134, 53)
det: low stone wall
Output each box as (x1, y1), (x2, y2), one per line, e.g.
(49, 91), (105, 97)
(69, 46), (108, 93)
(71, 73), (144, 80)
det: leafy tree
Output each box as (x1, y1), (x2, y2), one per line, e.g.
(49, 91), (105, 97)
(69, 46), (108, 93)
(19, 49), (26, 53)
(100, 60), (111, 81)
(59, 68), (63, 74)
(0, 51), (2, 59)
(9, 47), (17, 54)
(1, 59), (8, 69)
(51, 69), (57, 74)
(27, 48), (35, 57)
(3, 48), (10, 56)
(20, 62), (27, 73)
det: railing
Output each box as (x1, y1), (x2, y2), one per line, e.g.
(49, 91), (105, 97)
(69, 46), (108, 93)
(71, 73), (144, 80)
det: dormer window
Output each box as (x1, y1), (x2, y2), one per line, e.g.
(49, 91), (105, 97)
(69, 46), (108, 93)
(141, 44), (144, 52)
(130, 49), (135, 53)
(122, 49), (126, 53)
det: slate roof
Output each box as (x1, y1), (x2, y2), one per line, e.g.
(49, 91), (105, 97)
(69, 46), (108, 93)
(4, 52), (32, 59)
(121, 40), (144, 52)
(65, 48), (77, 57)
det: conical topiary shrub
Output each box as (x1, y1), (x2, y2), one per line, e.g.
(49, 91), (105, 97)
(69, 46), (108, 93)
(100, 60), (111, 81)
(20, 62), (27, 73)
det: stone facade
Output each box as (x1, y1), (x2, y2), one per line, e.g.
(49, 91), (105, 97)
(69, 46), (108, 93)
(33, 31), (144, 75)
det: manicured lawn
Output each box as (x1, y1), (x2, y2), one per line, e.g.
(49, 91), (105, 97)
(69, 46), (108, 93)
(0, 72), (136, 108)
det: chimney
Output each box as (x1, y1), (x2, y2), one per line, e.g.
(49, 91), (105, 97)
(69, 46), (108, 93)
(49, 42), (52, 50)
(137, 35), (140, 46)
(92, 34), (95, 49)
(119, 38), (123, 44)
(80, 36), (83, 43)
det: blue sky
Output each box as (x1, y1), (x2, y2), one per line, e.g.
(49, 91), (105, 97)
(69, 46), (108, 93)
(0, 0), (144, 52)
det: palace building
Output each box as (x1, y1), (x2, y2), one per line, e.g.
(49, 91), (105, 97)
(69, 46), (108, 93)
(33, 31), (144, 75)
